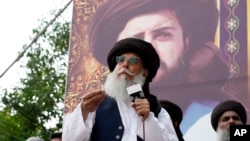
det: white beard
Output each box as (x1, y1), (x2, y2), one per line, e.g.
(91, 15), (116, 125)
(104, 69), (145, 104)
(216, 128), (230, 141)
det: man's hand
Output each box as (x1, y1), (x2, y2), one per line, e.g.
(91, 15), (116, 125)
(81, 90), (105, 121)
(131, 98), (150, 121)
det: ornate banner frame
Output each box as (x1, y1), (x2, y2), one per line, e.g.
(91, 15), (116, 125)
(64, 0), (250, 137)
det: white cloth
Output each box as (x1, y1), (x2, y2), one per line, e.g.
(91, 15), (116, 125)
(62, 99), (178, 141)
(184, 112), (217, 141)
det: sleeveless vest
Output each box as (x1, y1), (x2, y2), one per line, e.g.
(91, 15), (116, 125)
(90, 96), (143, 141)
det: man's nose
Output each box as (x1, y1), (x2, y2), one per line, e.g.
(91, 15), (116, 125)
(121, 60), (129, 68)
(228, 117), (236, 125)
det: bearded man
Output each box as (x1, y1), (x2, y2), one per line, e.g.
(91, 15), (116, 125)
(211, 100), (247, 141)
(62, 38), (178, 141)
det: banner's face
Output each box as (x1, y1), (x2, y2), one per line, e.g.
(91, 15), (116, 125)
(65, 0), (249, 140)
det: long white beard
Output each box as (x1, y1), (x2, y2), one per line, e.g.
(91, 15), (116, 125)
(104, 69), (145, 104)
(216, 128), (230, 141)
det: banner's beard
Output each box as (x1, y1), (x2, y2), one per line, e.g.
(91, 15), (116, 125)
(151, 58), (187, 88)
(104, 70), (145, 104)
(216, 128), (230, 141)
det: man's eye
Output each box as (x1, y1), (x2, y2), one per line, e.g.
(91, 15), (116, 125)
(232, 116), (241, 121)
(128, 58), (139, 64)
(155, 32), (172, 40)
(133, 34), (144, 40)
(116, 56), (125, 63)
(222, 117), (230, 122)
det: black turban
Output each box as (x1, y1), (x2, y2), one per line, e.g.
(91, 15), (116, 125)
(160, 100), (183, 124)
(160, 100), (184, 141)
(107, 38), (160, 82)
(211, 100), (247, 131)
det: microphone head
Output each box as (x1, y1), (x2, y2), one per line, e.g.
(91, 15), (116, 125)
(127, 83), (144, 100)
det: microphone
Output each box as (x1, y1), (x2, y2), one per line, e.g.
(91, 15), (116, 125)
(127, 83), (147, 139)
(127, 83), (144, 102)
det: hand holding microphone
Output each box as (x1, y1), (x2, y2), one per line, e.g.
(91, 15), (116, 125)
(127, 84), (150, 121)
(131, 99), (150, 121)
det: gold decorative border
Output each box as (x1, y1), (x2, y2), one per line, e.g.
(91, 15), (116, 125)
(64, 0), (107, 113)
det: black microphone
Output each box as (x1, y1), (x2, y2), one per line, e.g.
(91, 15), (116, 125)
(127, 83), (144, 102)
(127, 83), (147, 139)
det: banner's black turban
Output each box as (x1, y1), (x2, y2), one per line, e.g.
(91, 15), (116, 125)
(211, 100), (247, 131)
(88, 0), (218, 66)
(107, 38), (160, 82)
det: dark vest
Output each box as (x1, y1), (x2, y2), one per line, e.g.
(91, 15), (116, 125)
(90, 96), (143, 141)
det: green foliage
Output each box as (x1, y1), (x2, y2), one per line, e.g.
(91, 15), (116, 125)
(0, 17), (70, 141)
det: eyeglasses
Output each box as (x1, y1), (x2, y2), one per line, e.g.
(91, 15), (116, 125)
(116, 56), (141, 65)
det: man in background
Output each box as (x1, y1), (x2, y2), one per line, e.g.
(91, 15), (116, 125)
(51, 132), (62, 141)
(211, 100), (247, 141)
(160, 100), (185, 141)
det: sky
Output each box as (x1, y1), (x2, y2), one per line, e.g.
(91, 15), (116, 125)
(0, 0), (73, 91)
(0, 0), (73, 128)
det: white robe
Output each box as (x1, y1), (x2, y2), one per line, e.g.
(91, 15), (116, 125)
(62, 99), (178, 141)
(184, 112), (217, 141)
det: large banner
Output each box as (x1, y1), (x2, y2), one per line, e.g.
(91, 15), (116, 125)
(64, 0), (249, 140)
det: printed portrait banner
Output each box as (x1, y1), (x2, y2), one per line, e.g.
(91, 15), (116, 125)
(64, 0), (250, 140)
